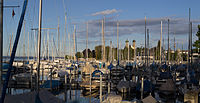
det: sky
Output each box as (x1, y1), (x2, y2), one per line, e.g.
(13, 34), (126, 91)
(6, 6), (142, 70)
(2, 0), (200, 57)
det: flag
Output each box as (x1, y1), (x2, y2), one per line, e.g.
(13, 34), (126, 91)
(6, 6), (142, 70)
(12, 9), (15, 17)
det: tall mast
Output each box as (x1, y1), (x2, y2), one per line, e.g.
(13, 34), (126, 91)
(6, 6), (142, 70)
(190, 22), (193, 65)
(64, 14), (67, 59)
(68, 33), (71, 60)
(182, 41), (183, 62)
(145, 16), (147, 66)
(147, 29), (149, 67)
(117, 22), (119, 64)
(163, 37), (165, 62)
(23, 20), (26, 60)
(174, 36), (176, 62)
(160, 21), (162, 65)
(119, 42), (121, 62)
(73, 25), (76, 61)
(188, 8), (191, 66)
(42, 32), (46, 59)
(102, 18), (106, 62)
(52, 37), (54, 61)
(75, 25), (78, 62)
(57, 17), (60, 58)
(47, 30), (49, 61)
(168, 19), (170, 64)
(28, 32), (29, 61)
(86, 22), (88, 60)
(109, 41), (112, 63)
(187, 8), (191, 80)
(0, 0), (3, 85)
(128, 40), (129, 62)
(37, 0), (42, 93)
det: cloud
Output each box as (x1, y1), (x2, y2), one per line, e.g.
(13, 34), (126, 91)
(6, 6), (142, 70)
(91, 9), (120, 16)
(75, 17), (200, 41)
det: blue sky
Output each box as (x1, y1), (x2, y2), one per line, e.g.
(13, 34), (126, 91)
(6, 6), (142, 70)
(3, 0), (200, 57)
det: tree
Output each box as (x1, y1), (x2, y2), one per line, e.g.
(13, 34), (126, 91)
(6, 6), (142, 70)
(91, 50), (96, 58)
(123, 47), (128, 60)
(95, 45), (102, 60)
(105, 46), (110, 61)
(193, 25), (200, 53)
(75, 52), (83, 58)
(82, 49), (92, 58)
(156, 40), (161, 60)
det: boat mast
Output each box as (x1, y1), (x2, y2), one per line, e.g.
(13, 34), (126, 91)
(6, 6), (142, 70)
(86, 22), (88, 60)
(47, 30), (49, 61)
(190, 22), (192, 65)
(163, 37), (165, 63)
(102, 18), (106, 62)
(52, 37), (54, 61)
(147, 29), (149, 67)
(57, 17), (60, 58)
(109, 41), (112, 63)
(68, 33), (71, 60)
(160, 21), (162, 65)
(145, 16), (147, 66)
(187, 8), (191, 82)
(73, 25), (76, 61)
(23, 20), (26, 61)
(174, 36), (176, 62)
(37, 0), (42, 93)
(28, 32), (29, 61)
(117, 22), (119, 64)
(168, 19), (170, 64)
(101, 19), (103, 62)
(64, 14), (67, 59)
(0, 0), (3, 85)
(128, 40), (129, 62)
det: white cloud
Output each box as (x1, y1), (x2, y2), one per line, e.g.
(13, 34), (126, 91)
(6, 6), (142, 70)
(91, 9), (119, 16)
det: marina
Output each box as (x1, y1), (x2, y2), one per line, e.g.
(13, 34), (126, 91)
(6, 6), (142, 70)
(0, 0), (200, 103)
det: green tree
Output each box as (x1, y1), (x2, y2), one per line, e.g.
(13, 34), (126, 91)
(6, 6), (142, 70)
(95, 45), (102, 60)
(105, 46), (110, 61)
(91, 50), (96, 58)
(193, 25), (200, 53)
(156, 40), (161, 60)
(123, 47), (128, 60)
(82, 49), (92, 58)
(75, 52), (83, 58)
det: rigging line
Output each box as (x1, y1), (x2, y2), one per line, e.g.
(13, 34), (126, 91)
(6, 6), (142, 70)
(28, 0), (36, 58)
(64, 0), (74, 37)
(30, 0), (36, 30)
(7, 34), (11, 56)
(53, 37), (59, 57)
